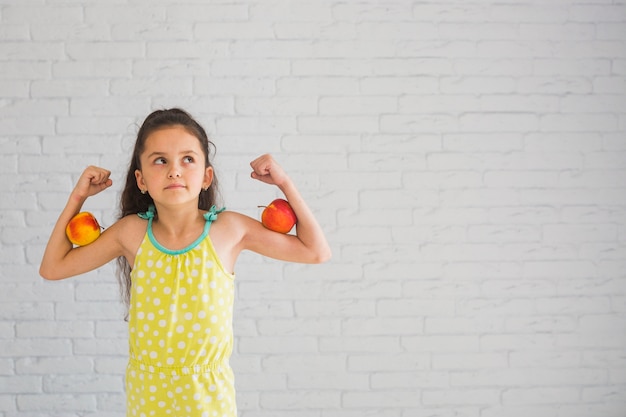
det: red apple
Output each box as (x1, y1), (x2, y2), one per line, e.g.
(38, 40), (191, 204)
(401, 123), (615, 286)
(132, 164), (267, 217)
(260, 198), (297, 234)
(65, 212), (102, 246)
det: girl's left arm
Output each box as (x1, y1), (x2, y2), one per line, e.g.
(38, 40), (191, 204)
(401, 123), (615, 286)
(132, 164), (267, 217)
(243, 154), (332, 264)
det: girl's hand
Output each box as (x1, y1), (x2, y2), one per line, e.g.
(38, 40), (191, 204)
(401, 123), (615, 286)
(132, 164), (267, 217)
(72, 166), (113, 200)
(250, 154), (289, 188)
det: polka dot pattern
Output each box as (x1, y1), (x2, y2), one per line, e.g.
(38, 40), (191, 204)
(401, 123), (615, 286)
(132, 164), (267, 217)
(127, 215), (236, 417)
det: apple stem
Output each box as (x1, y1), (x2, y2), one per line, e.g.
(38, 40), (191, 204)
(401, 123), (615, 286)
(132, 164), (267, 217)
(257, 205), (267, 209)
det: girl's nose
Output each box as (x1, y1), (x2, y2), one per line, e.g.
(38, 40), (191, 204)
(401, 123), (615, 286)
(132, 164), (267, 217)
(168, 165), (181, 178)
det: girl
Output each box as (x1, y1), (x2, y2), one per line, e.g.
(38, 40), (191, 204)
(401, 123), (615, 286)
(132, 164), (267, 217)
(40, 108), (331, 417)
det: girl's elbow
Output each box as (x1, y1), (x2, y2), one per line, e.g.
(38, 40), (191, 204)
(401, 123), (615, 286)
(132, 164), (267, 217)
(39, 264), (64, 281)
(312, 246), (332, 264)
(39, 266), (55, 280)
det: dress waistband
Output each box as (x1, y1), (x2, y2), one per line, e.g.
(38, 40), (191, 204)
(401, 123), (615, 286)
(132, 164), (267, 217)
(128, 357), (229, 376)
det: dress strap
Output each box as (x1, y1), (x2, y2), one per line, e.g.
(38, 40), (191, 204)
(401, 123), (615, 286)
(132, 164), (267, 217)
(204, 205), (226, 224)
(137, 204), (156, 220)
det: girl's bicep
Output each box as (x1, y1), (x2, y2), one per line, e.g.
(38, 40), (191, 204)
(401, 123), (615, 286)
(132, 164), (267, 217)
(43, 230), (121, 279)
(240, 216), (321, 264)
(44, 217), (141, 280)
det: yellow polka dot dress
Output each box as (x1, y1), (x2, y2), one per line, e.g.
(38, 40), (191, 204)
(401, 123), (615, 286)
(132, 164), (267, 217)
(126, 206), (236, 416)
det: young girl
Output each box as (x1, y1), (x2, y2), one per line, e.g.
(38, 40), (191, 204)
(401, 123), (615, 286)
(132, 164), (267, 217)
(40, 108), (331, 417)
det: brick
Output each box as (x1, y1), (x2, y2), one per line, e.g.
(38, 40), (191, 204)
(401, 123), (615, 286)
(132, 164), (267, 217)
(4, 6), (83, 24)
(0, 376), (42, 394)
(260, 390), (340, 409)
(16, 357), (93, 375)
(348, 353), (430, 372)
(425, 317), (504, 335)
(504, 387), (580, 405)
(0, 41), (65, 61)
(275, 22), (355, 41)
(167, 5), (249, 21)
(430, 388), (503, 406)
(31, 23), (110, 42)
(235, 97), (317, 116)
(43, 374), (122, 393)
(343, 390), (423, 408)
(0, 339), (71, 357)
(17, 394), (96, 412)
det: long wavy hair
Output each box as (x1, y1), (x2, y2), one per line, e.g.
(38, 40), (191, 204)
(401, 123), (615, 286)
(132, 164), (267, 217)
(116, 108), (220, 314)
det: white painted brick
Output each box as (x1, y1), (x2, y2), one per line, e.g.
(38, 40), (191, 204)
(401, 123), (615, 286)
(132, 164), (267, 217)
(335, 3), (414, 22)
(0, 79), (29, 98)
(0, 42), (64, 61)
(503, 387), (580, 405)
(321, 336), (405, 354)
(0, 339), (71, 358)
(166, 5), (248, 22)
(213, 59), (290, 77)
(66, 42), (145, 61)
(235, 97), (317, 116)
(518, 76), (593, 94)
(257, 318), (339, 336)
(234, 372), (287, 391)
(348, 352), (430, 372)
(31, 23), (111, 42)
(84, 6), (166, 23)
(275, 22), (355, 40)
(294, 299), (375, 318)
(543, 224), (617, 243)
(239, 336), (318, 354)
(16, 321), (93, 338)
(452, 368), (607, 388)
(44, 374), (122, 393)
(342, 390), (423, 408)
(216, 116), (296, 135)
(510, 351), (580, 369)
(16, 394), (96, 412)
(73, 338), (127, 356)
(260, 390), (340, 410)
(16, 357), (93, 375)
(3, 6), (83, 24)
(289, 372), (369, 390)
(298, 116), (379, 134)
(425, 317), (504, 335)
(195, 22), (274, 40)
(0, 24), (29, 41)
(31, 79), (110, 98)
(112, 22), (192, 41)
(402, 335), (480, 353)
(320, 96), (397, 115)
(423, 389), (502, 406)
(0, 376), (42, 394)
(342, 317), (423, 336)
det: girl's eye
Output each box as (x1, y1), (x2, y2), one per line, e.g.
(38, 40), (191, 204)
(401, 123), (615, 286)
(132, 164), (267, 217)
(154, 157), (166, 165)
(183, 156), (194, 163)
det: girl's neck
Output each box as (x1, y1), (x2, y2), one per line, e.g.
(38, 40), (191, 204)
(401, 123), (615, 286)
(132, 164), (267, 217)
(152, 202), (205, 238)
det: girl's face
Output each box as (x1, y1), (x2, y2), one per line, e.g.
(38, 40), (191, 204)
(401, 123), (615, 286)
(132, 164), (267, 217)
(135, 125), (213, 207)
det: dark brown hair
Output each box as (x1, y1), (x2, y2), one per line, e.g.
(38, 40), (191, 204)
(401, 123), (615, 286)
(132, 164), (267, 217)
(116, 108), (220, 313)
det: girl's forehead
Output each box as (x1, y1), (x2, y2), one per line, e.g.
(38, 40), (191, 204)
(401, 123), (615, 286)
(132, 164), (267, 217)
(142, 126), (203, 153)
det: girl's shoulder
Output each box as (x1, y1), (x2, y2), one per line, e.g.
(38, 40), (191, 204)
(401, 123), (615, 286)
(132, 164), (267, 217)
(209, 210), (256, 246)
(107, 214), (149, 257)
(116, 212), (150, 228)
(211, 210), (249, 234)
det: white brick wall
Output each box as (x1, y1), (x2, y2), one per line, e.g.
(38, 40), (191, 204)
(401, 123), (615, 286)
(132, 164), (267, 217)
(1, 0), (625, 416)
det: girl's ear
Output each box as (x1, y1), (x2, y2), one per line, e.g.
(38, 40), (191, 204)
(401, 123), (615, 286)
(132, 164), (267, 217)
(203, 166), (214, 190)
(135, 169), (146, 193)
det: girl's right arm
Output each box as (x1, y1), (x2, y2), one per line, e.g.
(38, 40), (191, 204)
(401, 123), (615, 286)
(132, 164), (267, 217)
(40, 166), (128, 280)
